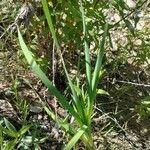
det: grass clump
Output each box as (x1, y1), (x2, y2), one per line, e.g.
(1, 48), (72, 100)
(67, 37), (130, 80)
(18, 0), (108, 149)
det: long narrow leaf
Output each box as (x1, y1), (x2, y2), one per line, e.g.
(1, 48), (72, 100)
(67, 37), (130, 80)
(79, 0), (92, 90)
(0, 125), (18, 138)
(18, 125), (31, 136)
(4, 118), (17, 132)
(41, 0), (85, 119)
(41, 0), (59, 49)
(63, 126), (87, 150)
(87, 23), (108, 123)
(92, 23), (108, 93)
(17, 28), (81, 124)
(80, 1), (92, 125)
(3, 140), (17, 150)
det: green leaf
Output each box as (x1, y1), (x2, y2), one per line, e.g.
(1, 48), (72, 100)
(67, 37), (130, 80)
(73, 85), (82, 96)
(92, 23), (108, 93)
(42, 0), (85, 122)
(4, 118), (17, 132)
(41, 0), (59, 48)
(18, 125), (31, 136)
(67, 1), (81, 21)
(142, 101), (150, 105)
(0, 125), (18, 138)
(17, 28), (81, 125)
(59, 120), (70, 132)
(141, 96), (150, 105)
(63, 126), (87, 150)
(80, 0), (92, 91)
(97, 89), (109, 95)
(3, 140), (17, 150)
(86, 23), (108, 121)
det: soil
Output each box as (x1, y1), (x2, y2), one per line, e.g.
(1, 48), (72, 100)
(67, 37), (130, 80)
(0, 50), (150, 150)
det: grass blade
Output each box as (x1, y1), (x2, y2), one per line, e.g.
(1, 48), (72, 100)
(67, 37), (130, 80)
(3, 140), (17, 150)
(80, 1), (92, 125)
(17, 28), (81, 124)
(4, 118), (17, 132)
(86, 23), (108, 123)
(79, 0), (92, 91)
(41, 0), (85, 120)
(92, 23), (108, 93)
(18, 125), (31, 136)
(63, 126), (87, 150)
(0, 125), (18, 138)
(41, 0), (59, 48)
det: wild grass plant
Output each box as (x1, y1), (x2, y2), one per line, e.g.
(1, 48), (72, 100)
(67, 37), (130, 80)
(0, 0), (149, 149)
(18, 0), (108, 149)
(0, 118), (31, 149)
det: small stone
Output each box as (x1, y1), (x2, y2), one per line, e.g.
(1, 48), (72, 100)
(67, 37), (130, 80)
(37, 114), (43, 120)
(136, 20), (145, 30)
(30, 105), (42, 113)
(134, 39), (142, 46)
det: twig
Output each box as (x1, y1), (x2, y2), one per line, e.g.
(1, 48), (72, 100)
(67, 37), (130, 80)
(115, 80), (150, 87)
(94, 106), (127, 133)
(52, 42), (58, 117)
(94, 106), (138, 149)
(0, 22), (16, 39)
(0, 2), (33, 39)
(99, 0), (148, 36)
(52, 42), (56, 86)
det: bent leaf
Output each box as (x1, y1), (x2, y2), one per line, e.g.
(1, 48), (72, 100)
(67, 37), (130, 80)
(97, 89), (109, 95)
(0, 125), (18, 138)
(17, 28), (81, 124)
(4, 118), (17, 132)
